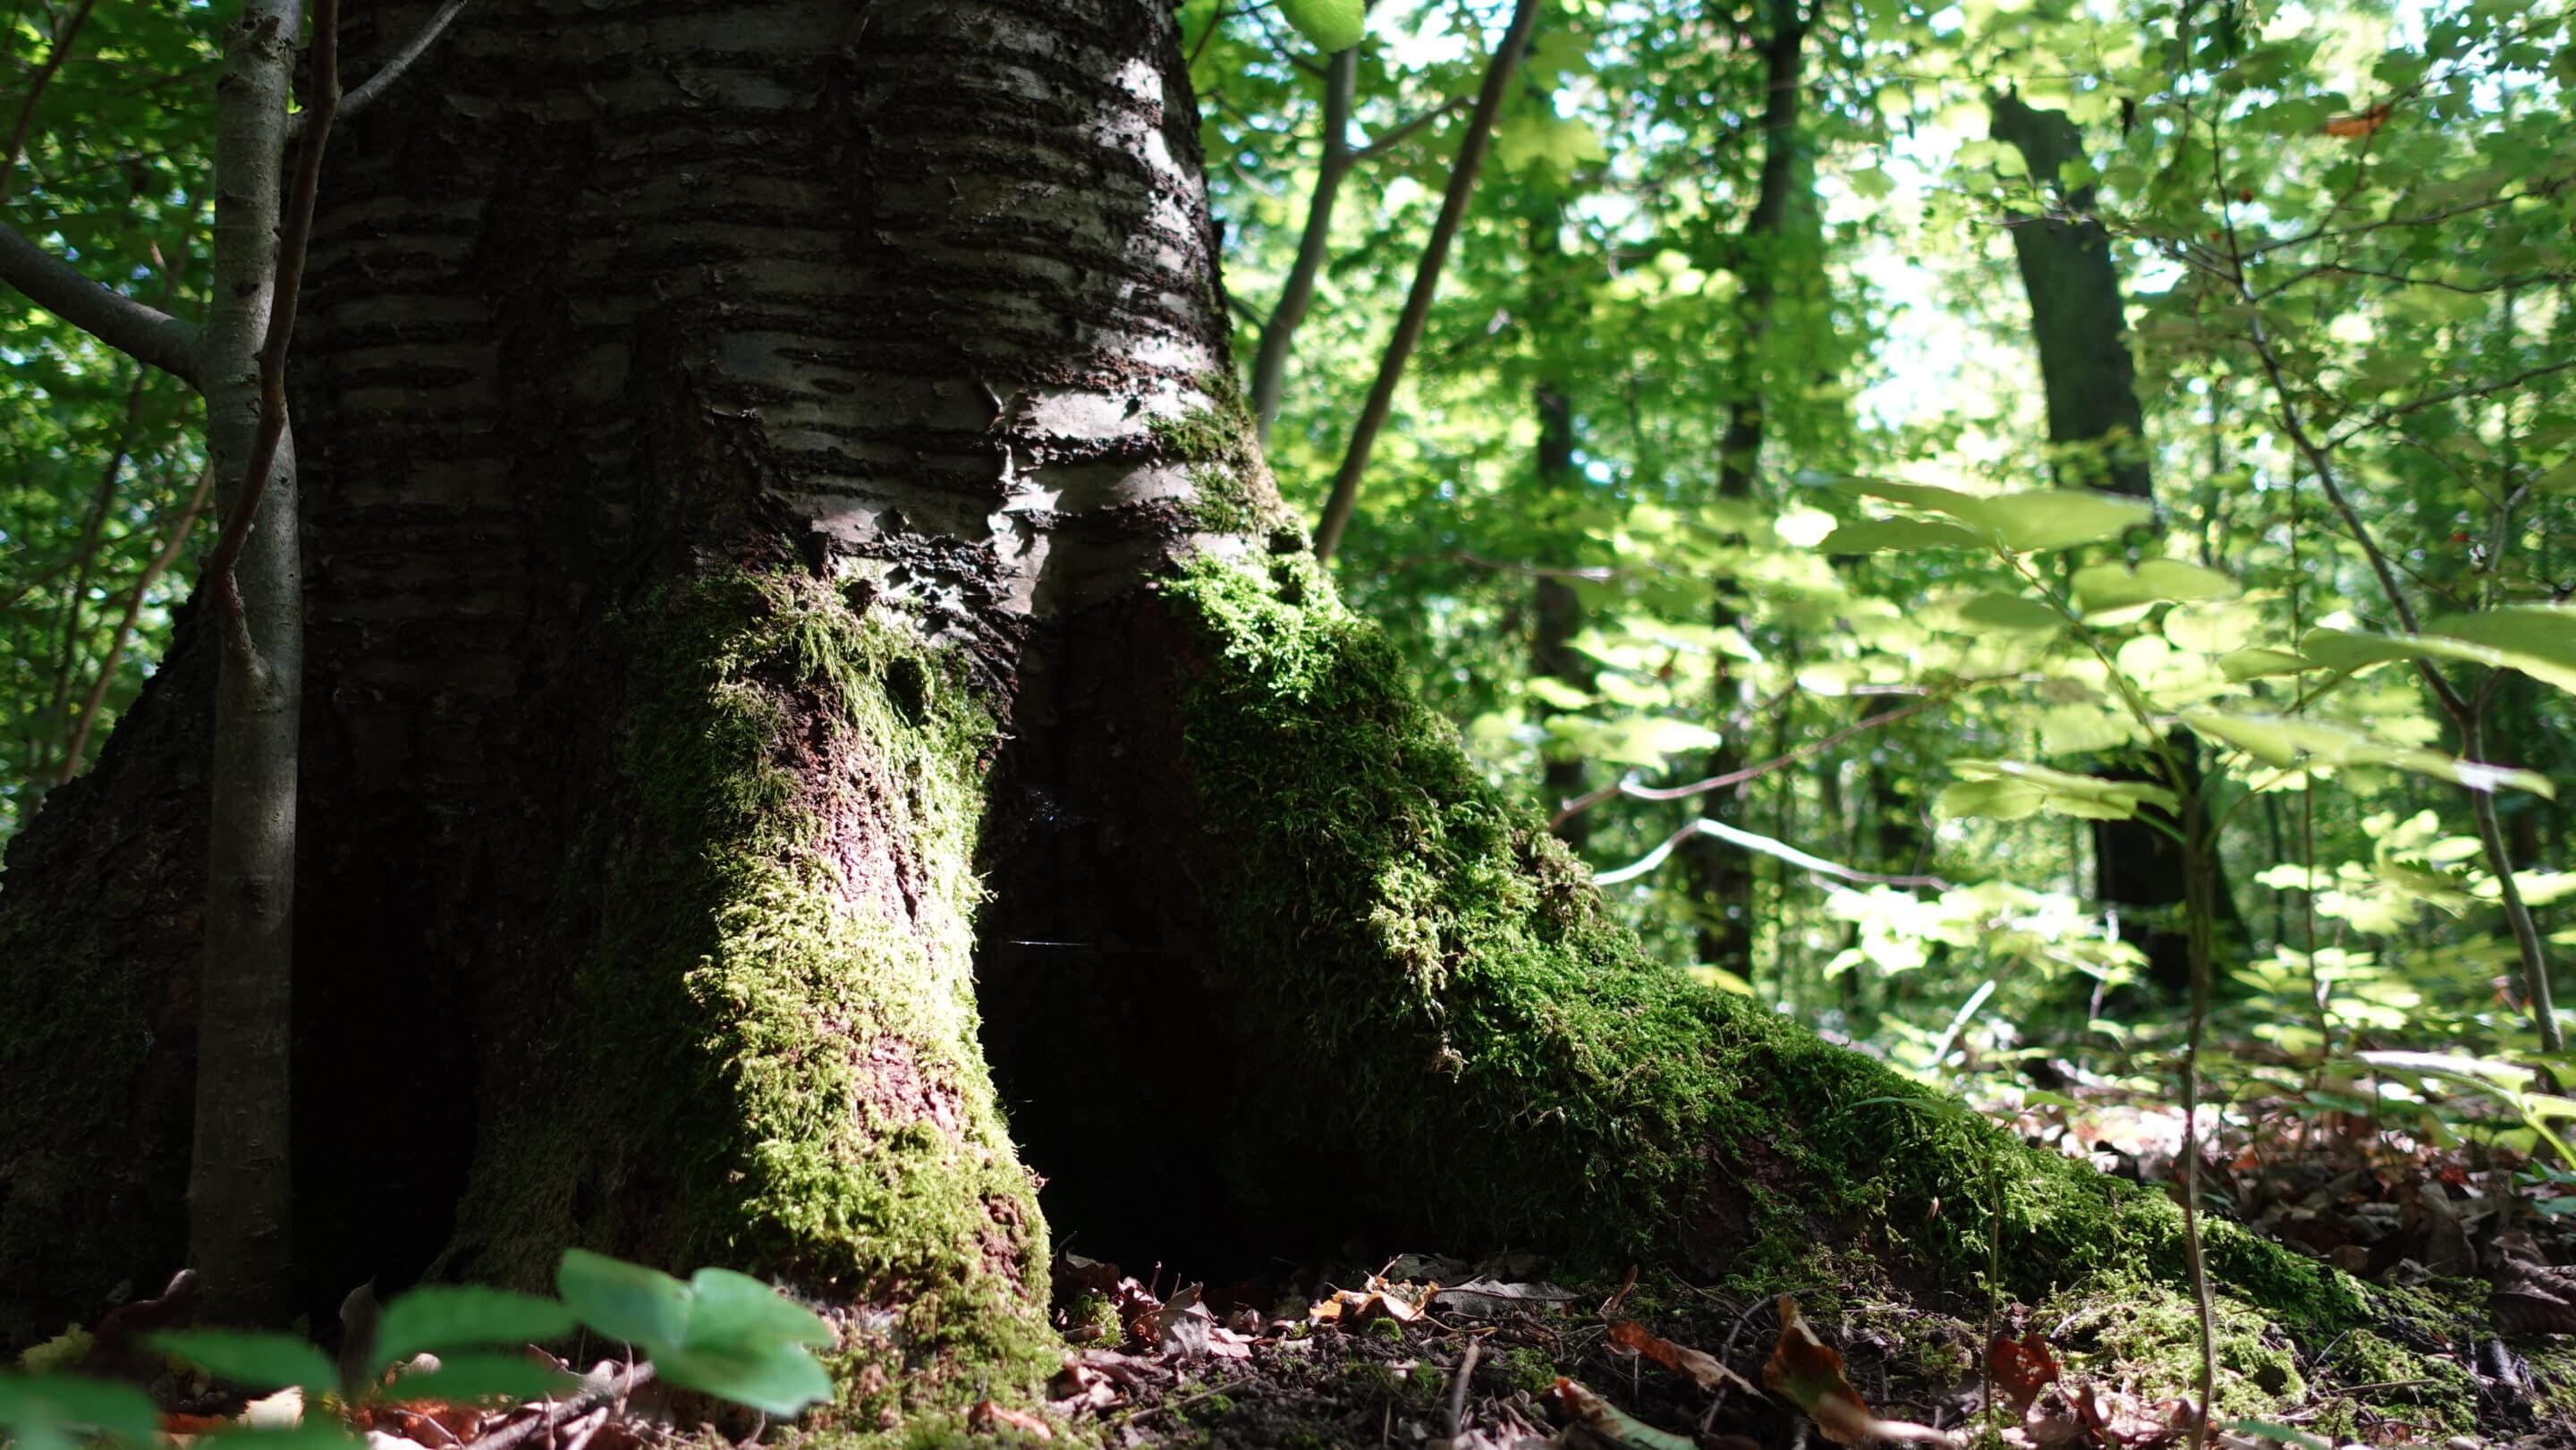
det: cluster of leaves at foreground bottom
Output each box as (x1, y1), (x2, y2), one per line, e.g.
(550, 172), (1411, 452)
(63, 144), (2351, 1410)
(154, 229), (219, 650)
(0, 1251), (836, 1450)
(1162, 555), (2368, 1328)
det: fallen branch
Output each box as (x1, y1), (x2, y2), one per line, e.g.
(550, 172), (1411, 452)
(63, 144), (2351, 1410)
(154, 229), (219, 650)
(1595, 817), (1950, 891)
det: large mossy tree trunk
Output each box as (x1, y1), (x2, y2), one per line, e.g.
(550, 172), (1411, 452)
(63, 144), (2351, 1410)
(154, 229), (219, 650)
(4, 0), (2361, 1423)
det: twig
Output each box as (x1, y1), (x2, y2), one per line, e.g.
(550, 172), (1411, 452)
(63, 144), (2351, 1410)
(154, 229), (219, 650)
(1, 0), (98, 201)
(1444, 1338), (1481, 1441)
(55, 459), (215, 783)
(463, 1364), (656, 1450)
(315, 0), (468, 131)
(1310, 0), (1541, 561)
(1352, 95), (1473, 160)
(1250, 44), (1354, 442)
(1595, 817), (1950, 891)
(1554, 691), (1960, 826)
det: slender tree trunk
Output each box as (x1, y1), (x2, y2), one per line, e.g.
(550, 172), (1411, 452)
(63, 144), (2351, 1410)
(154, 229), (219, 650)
(1250, 45), (1354, 444)
(1686, 0), (1807, 978)
(1527, 208), (1594, 849)
(2, 0), (2364, 1412)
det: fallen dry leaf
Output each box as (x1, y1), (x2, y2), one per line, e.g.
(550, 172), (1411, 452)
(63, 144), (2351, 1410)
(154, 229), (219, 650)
(967, 1400), (1053, 1439)
(1764, 1297), (1958, 1447)
(1429, 1277), (1581, 1318)
(1551, 1378), (1695, 1450)
(1604, 1319), (1758, 1395)
(1155, 1285), (1212, 1359)
(242, 1386), (304, 1429)
(2489, 1258), (2576, 1335)
(1988, 1328), (2060, 1415)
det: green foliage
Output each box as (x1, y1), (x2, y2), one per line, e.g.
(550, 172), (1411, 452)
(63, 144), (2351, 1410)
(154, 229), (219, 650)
(0, 1250), (838, 1450)
(555, 1252), (834, 1417)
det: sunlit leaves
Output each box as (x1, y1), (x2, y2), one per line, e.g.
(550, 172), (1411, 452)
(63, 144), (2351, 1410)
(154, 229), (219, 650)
(2070, 559), (2238, 615)
(1828, 479), (2154, 552)
(2181, 710), (2555, 797)
(1276, 0), (1366, 51)
(1936, 760), (2177, 821)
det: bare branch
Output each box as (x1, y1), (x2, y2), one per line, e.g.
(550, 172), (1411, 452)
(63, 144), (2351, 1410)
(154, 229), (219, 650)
(1250, 44), (1353, 442)
(296, 0), (466, 134)
(56, 458), (215, 784)
(0, 222), (201, 383)
(1595, 817), (1950, 891)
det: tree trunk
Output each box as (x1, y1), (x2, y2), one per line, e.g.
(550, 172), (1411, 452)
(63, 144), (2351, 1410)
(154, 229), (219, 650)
(1990, 91), (2242, 996)
(1686, 0), (1808, 979)
(3, 0), (2361, 1414)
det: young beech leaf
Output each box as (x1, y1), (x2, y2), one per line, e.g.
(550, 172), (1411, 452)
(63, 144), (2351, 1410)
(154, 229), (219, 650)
(556, 1251), (691, 1351)
(373, 1286), (577, 1370)
(0, 1372), (163, 1447)
(682, 1269), (835, 1351)
(1277, 0), (1365, 50)
(655, 1344), (833, 1419)
(379, 1353), (578, 1407)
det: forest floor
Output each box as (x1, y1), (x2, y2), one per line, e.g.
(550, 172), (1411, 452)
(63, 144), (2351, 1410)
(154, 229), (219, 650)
(30, 1067), (2576, 1449)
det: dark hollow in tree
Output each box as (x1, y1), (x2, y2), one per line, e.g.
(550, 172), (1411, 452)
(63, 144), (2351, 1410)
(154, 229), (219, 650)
(3, 0), (2361, 1420)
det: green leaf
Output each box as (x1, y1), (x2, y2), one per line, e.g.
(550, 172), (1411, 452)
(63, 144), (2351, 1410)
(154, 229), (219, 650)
(682, 1270), (835, 1351)
(1817, 518), (1988, 552)
(1955, 593), (2063, 633)
(379, 1354), (578, 1407)
(374, 1287), (578, 1369)
(2217, 648), (2309, 681)
(1982, 490), (2156, 551)
(654, 1344), (833, 1420)
(556, 1251), (691, 1351)
(2071, 558), (2240, 613)
(0, 1374), (163, 1446)
(1276, 0), (1365, 50)
(2181, 709), (2556, 797)
(1937, 760), (2177, 821)
(149, 1331), (335, 1393)
(195, 1427), (368, 1450)
(1827, 479), (2152, 551)
(2425, 606), (2576, 694)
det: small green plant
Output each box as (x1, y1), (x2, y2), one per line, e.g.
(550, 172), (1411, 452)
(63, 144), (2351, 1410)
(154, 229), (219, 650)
(0, 1249), (838, 1450)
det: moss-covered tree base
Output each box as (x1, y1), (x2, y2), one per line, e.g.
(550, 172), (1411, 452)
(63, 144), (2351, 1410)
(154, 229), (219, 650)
(985, 554), (2375, 1375)
(436, 570), (1058, 1430)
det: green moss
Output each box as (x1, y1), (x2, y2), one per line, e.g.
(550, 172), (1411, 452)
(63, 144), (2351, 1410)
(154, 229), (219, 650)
(2040, 1270), (2303, 1420)
(446, 570), (1056, 1436)
(1160, 555), (2369, 1339)
(1148, 375), (1285, 537)
(1496, 1346), (1557, 1395)
(2318, 1328), (2473, 1432)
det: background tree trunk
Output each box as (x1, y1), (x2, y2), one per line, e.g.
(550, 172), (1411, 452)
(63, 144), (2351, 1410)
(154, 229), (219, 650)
(1686, 0), (1808, 979)
(1991, 91), (2242, 996)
